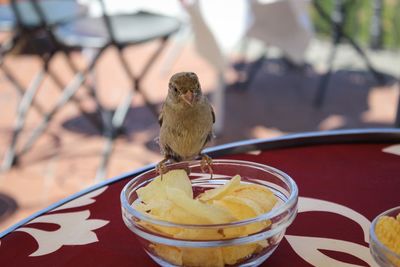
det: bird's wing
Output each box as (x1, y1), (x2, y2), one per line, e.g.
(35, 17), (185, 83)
(210, 105), (215, 124)
(163, 143), (182, 162)
(204, 104), (215, 145)
(158, 106), (164, 126)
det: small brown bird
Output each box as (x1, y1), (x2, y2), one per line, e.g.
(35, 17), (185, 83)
(157, 72), (214, 174)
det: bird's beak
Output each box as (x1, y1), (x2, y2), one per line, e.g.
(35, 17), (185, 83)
(181, 91), (194, 106)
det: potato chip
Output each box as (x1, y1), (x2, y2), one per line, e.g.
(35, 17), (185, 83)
(221, 196), (264, 216)
(174, 228), (223, 240)
(214, 197), (268, 236)
(198, 175), (241, 202)
(132, 202), (151, 213)
(166, 187), (235, 224)
(375, 214), (400, 254)
(136, 175), (165, 203)
(221, 243), (258, 265)
(146, 200), (175, 217)
(136, 169), (192, 204)
(165, 205), (209, 225)
(138, 202), (206, 236)
(151, 244), (182, 266)
(231, 184), (277, 212)
(133, 170), (278, 266)
(145, 222), (181, 236)
(257, 239), (269, 249)
(181, 247), (224, 267)
(162, 169), (193, 199)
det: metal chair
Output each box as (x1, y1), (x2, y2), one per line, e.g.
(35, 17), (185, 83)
(12, 0), (181, 180)
(313, 0), (385, 107)
(0, 0), (107, 171)
(395, 80), (400, 128)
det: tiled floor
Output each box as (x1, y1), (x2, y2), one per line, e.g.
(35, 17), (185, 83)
(0, 37), (399, 232)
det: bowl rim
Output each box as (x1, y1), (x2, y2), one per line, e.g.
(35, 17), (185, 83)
(369, 206), (400, 260)
(120, 159), (298, 228)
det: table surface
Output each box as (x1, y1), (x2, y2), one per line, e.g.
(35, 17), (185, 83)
(1, 129), (399, 267)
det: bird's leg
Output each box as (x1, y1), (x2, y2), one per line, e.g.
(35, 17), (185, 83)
(200, 154), (213, 179)
(156, 158), (169, 179)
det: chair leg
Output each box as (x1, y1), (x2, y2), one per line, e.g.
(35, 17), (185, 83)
(239, 51), (266, 91)
(1, 69), (46, 171)
(46, 66), (103, 131)
(61, 49), (110, 131)
(18, 48), (104, 157)
(0, 63), (46, 116)
(95, 88), (135, 182)
(314, 43), (338, 108)
(0, 34), (46, 116)
(345, 34), (385, 84)
(313, 0), (384, 106)
(159, 24), (191, 75)
(95, 135), (114, 182)
(212, 71), (225, 135)
(116, 38), (170, 118)
(94, 39), (170, 180)
(117, 51), (157, 116)
(395, 82), (400, 128)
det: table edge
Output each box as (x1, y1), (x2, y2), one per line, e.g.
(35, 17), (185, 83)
(2, 128), (400, 238)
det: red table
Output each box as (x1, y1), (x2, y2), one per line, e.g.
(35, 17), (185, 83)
(1, 129), (399, 266)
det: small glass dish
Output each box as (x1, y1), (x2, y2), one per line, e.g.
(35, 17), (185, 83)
(121, 159), (298, 267)
(370, 206), (400, 267)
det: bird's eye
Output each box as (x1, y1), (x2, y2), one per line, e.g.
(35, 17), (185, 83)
(173, 86), (178, 93)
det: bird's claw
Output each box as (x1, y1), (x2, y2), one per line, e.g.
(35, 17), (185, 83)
(156, 159), (169, 179)
(200, 154), (213, 179)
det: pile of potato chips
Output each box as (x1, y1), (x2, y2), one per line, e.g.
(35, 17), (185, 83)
(375, 212), (400, 265)
(133, 169), (278, 266)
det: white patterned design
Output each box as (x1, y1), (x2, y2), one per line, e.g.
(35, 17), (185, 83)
(14, 187), (110, 257)
(382, 144), (400, 156)
(298, 197), (371, 243)
(53, 187), (108, 211)
(287, 197), (377, 266)
(286, 235), (377, 267)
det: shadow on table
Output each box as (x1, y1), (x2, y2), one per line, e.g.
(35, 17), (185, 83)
(0, 193), (18, 225)
(61, 58), (397, 148)
(62, 104), (160, 138)
(218, 57), (397, 143)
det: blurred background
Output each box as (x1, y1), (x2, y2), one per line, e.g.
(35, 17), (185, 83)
(0, 0), (399, 231)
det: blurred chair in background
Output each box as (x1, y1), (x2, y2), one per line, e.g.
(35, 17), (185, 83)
(242, 0), (313, 90)
(181, 0), (250, 134)
(312, 0), (385, 107)
(18, 0), (180, 180)
(396, 80), (400, 127)
(134, 0), (250, 134)
(0, 1), (45, 119)
(0, 0), (104, 171)
(157, 0), (312, 130)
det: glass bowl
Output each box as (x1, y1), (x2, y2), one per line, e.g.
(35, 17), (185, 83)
(121, 159), (298, 267)
(370, 206), (400, 267)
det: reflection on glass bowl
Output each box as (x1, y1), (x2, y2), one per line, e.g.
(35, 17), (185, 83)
(121, 159), (298, 267)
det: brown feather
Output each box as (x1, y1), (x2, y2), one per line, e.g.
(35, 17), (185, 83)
(158, 72), (214, 162)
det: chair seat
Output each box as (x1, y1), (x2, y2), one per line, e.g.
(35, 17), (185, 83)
(0, 4), (14, 31)
(53, 12), (181, 48)
(0, 0), (85, 31)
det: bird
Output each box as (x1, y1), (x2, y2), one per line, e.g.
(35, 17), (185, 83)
(157, 71), (215, 175)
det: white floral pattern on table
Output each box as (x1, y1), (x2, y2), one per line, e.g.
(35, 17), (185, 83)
(286, 235), (376, 267)
(53, 186), (108, 211)
(382, 144), (400, 156)
(15, 187), (110, 257)
(287, 197), (377, 267)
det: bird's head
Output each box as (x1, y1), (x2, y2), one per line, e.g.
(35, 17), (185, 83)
(168, 72), (202, 106)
